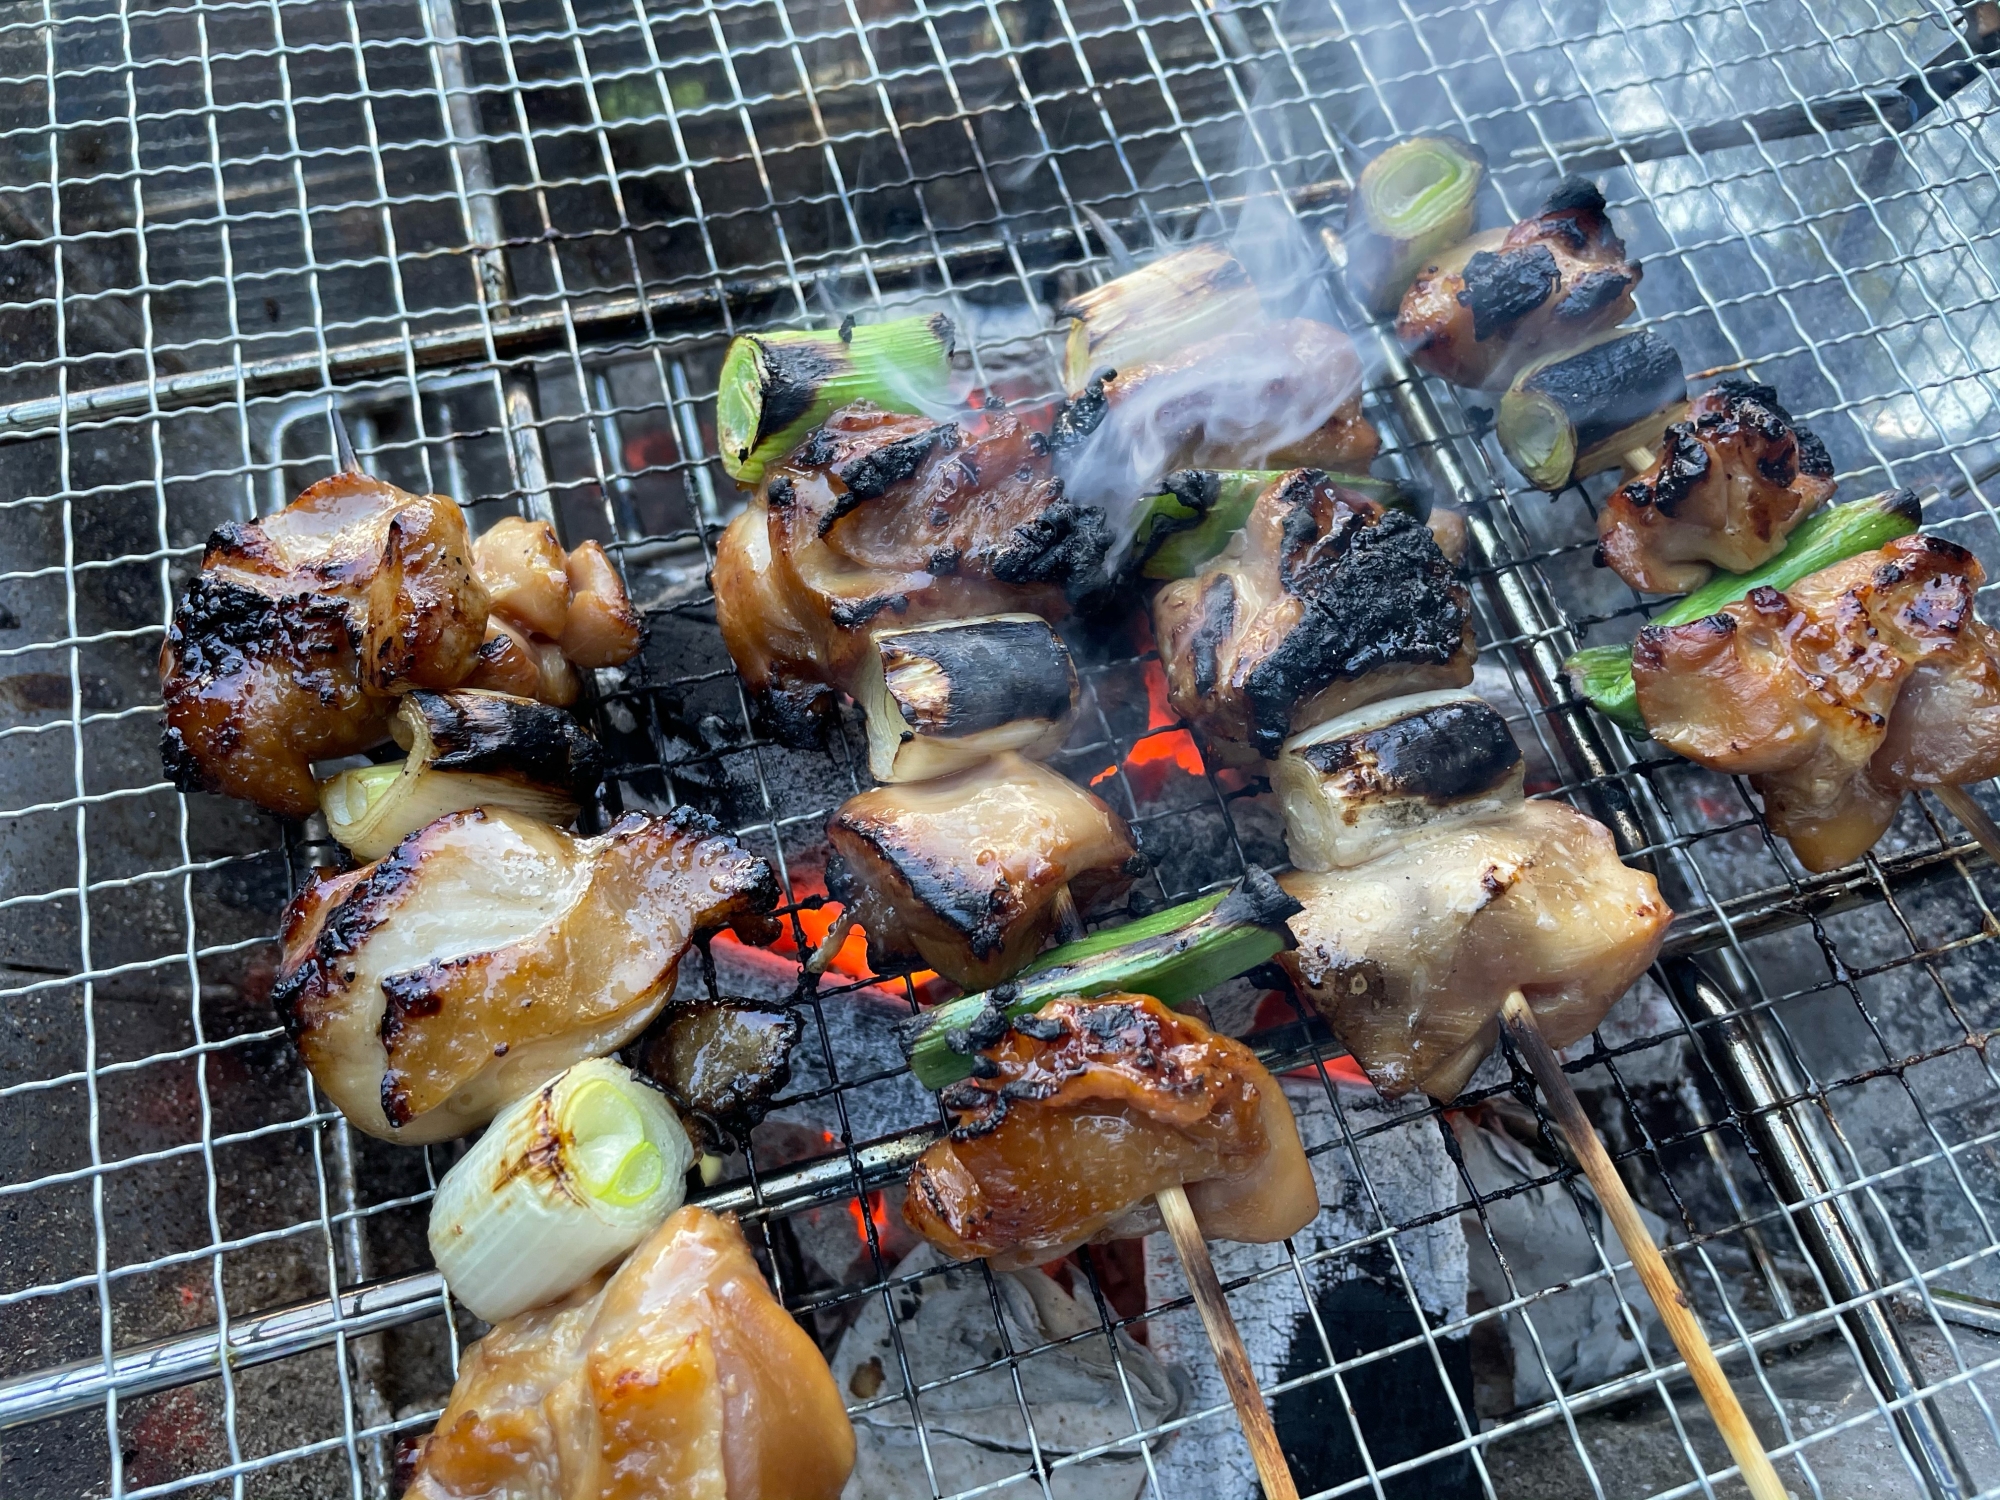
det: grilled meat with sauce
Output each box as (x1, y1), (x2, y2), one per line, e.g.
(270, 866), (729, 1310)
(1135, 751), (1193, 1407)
(406, 1206), (855, 1500)
(824, 752), (1142, 989)
(1632, 533), (2000, 871)
(712, 401), (1110, 745)
(1598, 379), (1837, 594)
(1397, 177), (1640, 390)
(274, 805), (777, 1144)
(903, 993), (1317, 1269)
(1152, 469), (1475, 762)
(466, 515), (641, 705)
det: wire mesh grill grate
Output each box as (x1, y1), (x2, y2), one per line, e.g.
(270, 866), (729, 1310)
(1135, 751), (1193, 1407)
(3, 0), (2000, 1496)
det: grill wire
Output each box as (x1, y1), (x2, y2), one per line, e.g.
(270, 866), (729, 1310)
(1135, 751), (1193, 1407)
(3, 0), (2000, 1495)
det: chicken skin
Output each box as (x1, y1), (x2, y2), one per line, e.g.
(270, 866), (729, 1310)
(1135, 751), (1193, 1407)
(1632, 532), (2000, 871)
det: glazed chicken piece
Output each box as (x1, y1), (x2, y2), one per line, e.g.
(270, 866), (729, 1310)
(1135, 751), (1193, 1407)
(1597, 379), (1837, 594)
(712, 401), (1110, 745)
(274, 805), (777, 1143)
(466, 515), (642, 706)
(1397, 178), (1640, 390)
(406, 1205), (855, 1500)
(1280, 799), (1670, 1101)
(1632, 532), (2000, 872)
(824, 752), (1143, 989)
(904, 993), (1317, 1269)
(1152, 469), (1475, 762)
(1051, 318), (1379, 509)
(160, 471), (490, 818)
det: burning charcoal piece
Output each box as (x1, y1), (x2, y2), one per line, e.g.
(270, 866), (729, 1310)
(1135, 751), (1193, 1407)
(1633, 533), (2000, 872)
(1596, 377), (1837, 594)
(632, 997), (803, 1150)
(857, 613), (1079, 782)
(1397, 176), (1640, 390)
(273, 805), (778, 1144)
(711, 401), (1110, 746)
(1152, 469), (1476, 762)
(902, 992), (1317, 1269)
(824, 752), (1141, 989)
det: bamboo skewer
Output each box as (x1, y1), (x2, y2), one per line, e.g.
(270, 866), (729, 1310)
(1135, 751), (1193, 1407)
(1933, 783), (2000, 869)
(1154, 1182), (1301, 1500)
(1498, 991), (1787, 1500)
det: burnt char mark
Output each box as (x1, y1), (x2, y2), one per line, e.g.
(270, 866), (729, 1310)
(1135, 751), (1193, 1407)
(1539, 174), (1608, 219)
(750, 672), (837, 749)
(410, 690), (606, 800)
(828, 593), (907, 630)
(1709, 376), (1836, 481)
(882, 618), (1075, 736)
(1458, 244), (1559, 342)
(1554, 267), (1634, 321)
(1211, 863), (1305, 932)
(834, 808), (1027, 960)
(828, 423), (952, 509)
(1190, 572), (1237, 699)
(1300, 700), (1523, 802)
(750, 338), (838, 447)
(1241, 504), (1471, 758)
(1522, 331), (1686, 457)
(989, 496), (1111, 598)
(1623, 426), (1709, 515)
(1793, 424), (1834, 479)
(1047, 372), (1113, 452)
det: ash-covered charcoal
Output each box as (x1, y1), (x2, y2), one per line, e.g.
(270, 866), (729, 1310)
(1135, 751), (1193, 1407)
(711, 400), (1111, 746)
(631, 997), (804, 1150)
(1153, 470), (1476, 762)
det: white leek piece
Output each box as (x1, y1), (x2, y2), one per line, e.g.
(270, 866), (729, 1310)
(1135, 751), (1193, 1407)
(428, 1058), (692, 1323)
(1059, 242), (1265, 394)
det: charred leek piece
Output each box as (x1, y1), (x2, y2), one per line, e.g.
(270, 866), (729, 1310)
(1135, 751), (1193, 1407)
(1498, 330), (1687, 492)
(427, 1058), (693, 1323)
(319, 690), (605, 862)
(1277, 689), (1524, 871)
(716, 314), (957, 486)
(1564, 487), (1924, 734)
(858, 614), (1080, 782)
(899, 867), (1302, 1090)
(1060, 242), (1265, 395)
(1343, 134), (1488, 318)
(1134, 469), (1416, 579)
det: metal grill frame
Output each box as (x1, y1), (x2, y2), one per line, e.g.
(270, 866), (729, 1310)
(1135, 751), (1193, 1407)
(3, 0), (2000, 1496)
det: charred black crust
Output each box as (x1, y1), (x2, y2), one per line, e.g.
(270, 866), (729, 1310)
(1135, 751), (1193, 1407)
(751, 339), (839, 447)
(1521, 331), (1685, 458)
(1622, 426), (1709, 515)
(1190, 572), (1237, 700)
(748, 672), (838, 749)
(1538, 174), (1608, 220)
(1299, 700), (1522, 802)
(1459, 244), (1559, 342)
(1047, 372), (1113, 451)
(631, 998), (803, 1150)
(827, 423), (953, 511)
(828, 593), (907, 629)
(944, 997), (1009, 1057)
(1211, 863), (1304, 934)
(1240, 502), (1472, 757)
(409, 690), (606, 800)
(1793, 425), (1834, 479)
(1554, 267), (1635, 321)
(1884, 487), (1924, 527)
(834, 810), (1019, 958)
(989, 495), (1112, 599)
(881, 618), (1076, 736)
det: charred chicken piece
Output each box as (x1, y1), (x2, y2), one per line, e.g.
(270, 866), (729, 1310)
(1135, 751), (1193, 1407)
(1597, 379), (1837, 594)
(825, 752), (1142, 990)
(275, 805), (778, 1144)
(1397, 177), (1640, 390)
(406, 1205), (855, 1500)
(1632, 533), (2000, 872)
(903, 993), (1317, 1270)
(712, 401), (1110, 745)
(1153, 469), (1476, 762)
(465, 516), (641, 705)
(160, 471), (491, 818)
(633, 998), (803, 1151)
(1280, 799), (1670, 1101)
(1051, 319), (1379, 508)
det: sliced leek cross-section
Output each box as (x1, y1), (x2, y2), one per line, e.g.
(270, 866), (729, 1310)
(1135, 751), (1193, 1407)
(1342, 134), (1488, 317)
(318, 689), (605, 861)
(1497, 329), (1687, 493)
(858, 614), (1079, 782)
(427, 1058), (693, 1324)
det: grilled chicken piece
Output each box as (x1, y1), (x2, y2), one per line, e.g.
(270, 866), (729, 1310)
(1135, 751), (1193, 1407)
(275, 805), (777, 1143)
(1398, 178), (1638, 391)
(1280, 799), (1670, 1101)
(1052, 319), (1379, 507)
(1632, 533), (2000, 871)
(1153, 470), (1475, 762)
(465, 517), (641, 704)
(712, 401), (1110, 745)
(1597, 379), (1837, 593)
(904, 993), (1317, 1269)
(824, 752), (1142, 989)
(406, 1205), (855, 1500)
(160, 472), (491, 818)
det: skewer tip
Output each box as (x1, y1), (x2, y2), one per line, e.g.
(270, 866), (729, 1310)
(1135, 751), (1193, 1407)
(330, 405), (362, 476)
